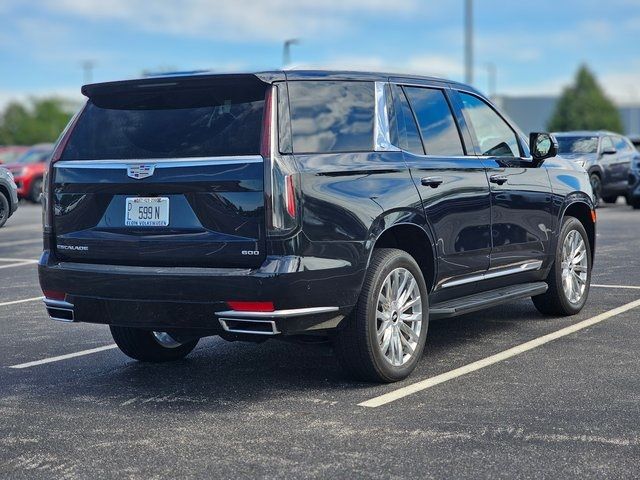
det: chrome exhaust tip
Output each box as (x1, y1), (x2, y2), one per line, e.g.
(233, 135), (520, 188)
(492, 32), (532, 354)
(218, 318), (280, 335)
(44, 299), (75, 322)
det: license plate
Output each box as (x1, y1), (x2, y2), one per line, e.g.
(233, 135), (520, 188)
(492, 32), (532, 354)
(125, 197), (169, 227)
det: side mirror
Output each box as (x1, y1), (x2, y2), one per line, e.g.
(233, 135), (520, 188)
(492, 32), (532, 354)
(529, 132), (557, 164)
(601, 146), (617, 155)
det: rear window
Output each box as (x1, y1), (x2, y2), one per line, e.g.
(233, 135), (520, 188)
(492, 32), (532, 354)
(61, 79), (268, 160)
(287, 81), (374, 154)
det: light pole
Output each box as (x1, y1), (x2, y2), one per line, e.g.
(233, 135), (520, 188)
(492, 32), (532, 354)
(464, 0), (473, 85)
(486, 62), (497, 98)
(81, 60), (95, 84)
(283, 39), (300, 67)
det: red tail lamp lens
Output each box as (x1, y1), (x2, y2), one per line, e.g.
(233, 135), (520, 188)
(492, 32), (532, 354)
(227, 301), (275, 312)
(43, 290), (66, 301)
(285, 175), (296, 217)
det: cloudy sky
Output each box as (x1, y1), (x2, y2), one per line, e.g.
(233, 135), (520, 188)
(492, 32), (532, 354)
(0, 0), (639, 108)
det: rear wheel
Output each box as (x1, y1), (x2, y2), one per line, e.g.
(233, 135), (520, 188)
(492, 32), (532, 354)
(601, 195), (618, 204)
(631, 197), (640, 210)
(333, 248), (429, 383)
(110, 326), (199, 362)
(532, 216), (591, 316)
(0, 191), (8, 228)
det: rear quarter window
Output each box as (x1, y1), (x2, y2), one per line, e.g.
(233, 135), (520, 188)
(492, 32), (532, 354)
(287, 81), (375, 154)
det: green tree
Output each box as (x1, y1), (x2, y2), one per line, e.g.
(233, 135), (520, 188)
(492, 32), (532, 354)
(0, 97), (74, 145)
(547, 65), (624, 133)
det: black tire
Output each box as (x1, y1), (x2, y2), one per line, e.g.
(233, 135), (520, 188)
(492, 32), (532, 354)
(589, 173), (602, 203)
(532, 216), (591, 316)
(110, 326), (198, 362)
(28, 177), (43, 203)
(631, 197), (640, 210)
(601, 195), (618, 204)
(0, 191), (8, 228)
(333, 248), (429, 383)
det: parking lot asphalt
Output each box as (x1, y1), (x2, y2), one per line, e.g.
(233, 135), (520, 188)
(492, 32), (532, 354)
(0, 202), (639, 479)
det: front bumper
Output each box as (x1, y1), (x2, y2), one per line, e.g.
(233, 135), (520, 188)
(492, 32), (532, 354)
(38, 251), (361, 335)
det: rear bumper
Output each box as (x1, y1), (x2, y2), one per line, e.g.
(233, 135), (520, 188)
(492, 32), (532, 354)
(38, 251), (362, 335)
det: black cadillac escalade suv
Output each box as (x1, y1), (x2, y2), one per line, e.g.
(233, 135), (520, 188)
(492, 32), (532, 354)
(39, 70), (595, 382)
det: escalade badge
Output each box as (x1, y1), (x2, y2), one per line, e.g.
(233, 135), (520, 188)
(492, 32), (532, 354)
(127, 164), (155, 180)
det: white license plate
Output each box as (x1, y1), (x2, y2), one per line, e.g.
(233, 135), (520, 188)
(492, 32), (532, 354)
(125, 197), (169, 227)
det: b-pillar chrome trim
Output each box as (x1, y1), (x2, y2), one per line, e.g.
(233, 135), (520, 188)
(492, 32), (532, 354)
(441, 260), (544, 289)
(374, 82), (401, 152)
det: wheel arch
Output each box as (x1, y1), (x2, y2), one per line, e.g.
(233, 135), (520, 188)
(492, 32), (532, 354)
(561, 198), (596, 262)
(366, 217), (437, 293)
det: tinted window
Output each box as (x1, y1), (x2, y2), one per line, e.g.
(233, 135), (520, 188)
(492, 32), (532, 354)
(556, 136), (598, 154)
(288, 81), (374, 153)
(390, 84), (424, 155)
(601, 136), (615, 152)
(614, 136), (632, 152)
(459, 92), (520, 157)
(404, 87), (464, 156)
(62, 81), (267, 160)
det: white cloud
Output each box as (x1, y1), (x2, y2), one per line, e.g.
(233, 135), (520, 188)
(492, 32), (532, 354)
(36, 0), (421, 42)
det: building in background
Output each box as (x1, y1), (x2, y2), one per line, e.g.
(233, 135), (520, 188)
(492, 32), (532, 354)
(494, 95), (640, 136)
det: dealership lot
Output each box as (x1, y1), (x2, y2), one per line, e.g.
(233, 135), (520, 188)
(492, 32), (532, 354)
(1, 203), (639, 478)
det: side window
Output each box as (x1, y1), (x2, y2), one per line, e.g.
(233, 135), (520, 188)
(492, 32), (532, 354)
(287, 81), (375, 154)
(404, 87), (464, 156)
(458, 92), (520, 157)
(601, 136), (615, 152)
(390, 84), (424, 155)
(614, 136), (630, 152)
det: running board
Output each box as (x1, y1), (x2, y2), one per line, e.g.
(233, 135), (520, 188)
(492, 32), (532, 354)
(430, 282), (548, 320)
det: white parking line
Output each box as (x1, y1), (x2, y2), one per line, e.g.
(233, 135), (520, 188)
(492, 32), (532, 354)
(9, 345), (118, 369)
(0, 296), (43, 307)
(359, 298), (640, 408)
(592, 284), (640, 290)
(0, 239), (42, 248)
(0, 260), (38, 270)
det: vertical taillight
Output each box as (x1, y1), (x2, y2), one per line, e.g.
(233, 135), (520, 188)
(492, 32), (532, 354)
(43, 104), (84, 232)
(266, 84), (298, 235)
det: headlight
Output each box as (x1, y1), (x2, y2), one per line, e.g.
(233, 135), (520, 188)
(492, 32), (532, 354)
(20, 167), (28, 176)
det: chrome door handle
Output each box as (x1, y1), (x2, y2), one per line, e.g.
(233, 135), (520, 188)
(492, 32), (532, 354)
(490, 174), (508, 185)
(421, 176), (444, 188)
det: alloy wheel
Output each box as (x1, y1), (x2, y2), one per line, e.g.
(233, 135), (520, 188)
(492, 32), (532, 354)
(375, 267), (423, 367)
(560, 230), (588, 304)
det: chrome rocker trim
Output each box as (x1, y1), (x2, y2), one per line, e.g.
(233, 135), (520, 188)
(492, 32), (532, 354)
(441, 260), (544, 289)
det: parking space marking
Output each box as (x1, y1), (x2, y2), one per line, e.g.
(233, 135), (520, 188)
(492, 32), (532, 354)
(592, 284), (640, 290)
(0, 296), (43, 307)
(359, 298), (640, 408)
(0, 260), (38, 270)
(0, 239), (42, 248)
(8, 345), (118, 369)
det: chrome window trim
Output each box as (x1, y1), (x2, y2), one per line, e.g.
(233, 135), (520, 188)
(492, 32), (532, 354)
(54, 155), (263, 169)
(374, 82), (401, 152)
(441, 260), (543, 289)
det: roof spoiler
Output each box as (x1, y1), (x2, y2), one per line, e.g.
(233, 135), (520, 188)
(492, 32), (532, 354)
(81, 72), (280, 98)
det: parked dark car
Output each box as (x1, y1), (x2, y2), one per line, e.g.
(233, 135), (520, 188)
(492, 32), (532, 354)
(628, 152), (640, 209)
(0, 165), (19, 228)
(38, 71), (596, 382)
(554, 131), (637, 204)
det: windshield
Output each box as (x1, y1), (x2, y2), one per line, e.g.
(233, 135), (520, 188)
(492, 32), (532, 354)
(14, 149), (51, 164)
(556, 136), (598, 154)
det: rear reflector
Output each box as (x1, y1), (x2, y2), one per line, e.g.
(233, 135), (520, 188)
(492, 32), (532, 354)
(43, 290), (66, 301)
(227, 301), (275, 312)
(285, 174), (296, 217)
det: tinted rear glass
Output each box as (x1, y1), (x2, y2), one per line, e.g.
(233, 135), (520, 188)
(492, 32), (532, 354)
(287, 81), (374, 154)
(556, 136), (598, 154)
(62, 80), (267, 160)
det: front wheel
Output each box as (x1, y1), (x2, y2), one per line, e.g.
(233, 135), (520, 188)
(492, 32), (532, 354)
(110, 326), (199, 362)
(333, 248), (429, 383)
(589, 173), (602, 204)
(630, 197), (640, 210)
(601, 195), (618, 204)
(0, 191), (8, 228)
(532, 216), (591, 316)
(28, 178), (43, 203)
